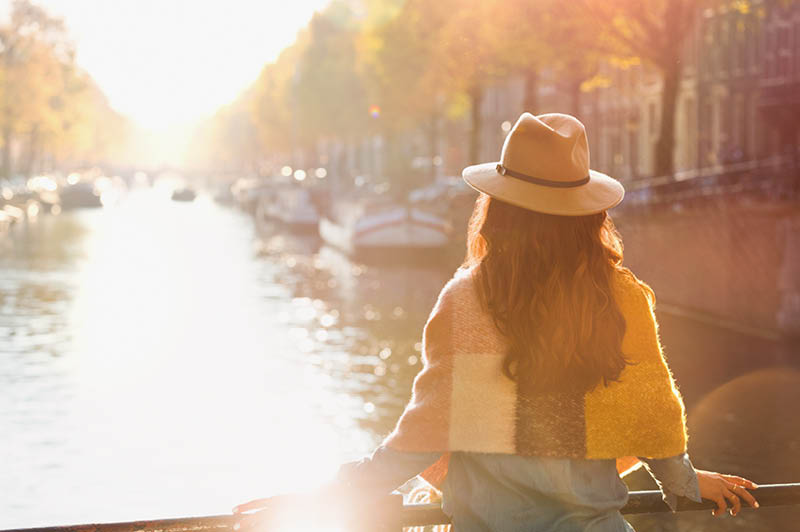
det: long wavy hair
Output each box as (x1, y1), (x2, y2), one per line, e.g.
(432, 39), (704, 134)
(463, 193), (633, 394)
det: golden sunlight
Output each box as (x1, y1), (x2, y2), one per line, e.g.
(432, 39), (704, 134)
(12, 0), (331, 128)
(2, 0), (799, 529)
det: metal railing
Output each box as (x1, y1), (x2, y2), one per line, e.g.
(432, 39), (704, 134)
(3, 483), (799, 532)
(619, 155), (799, 208)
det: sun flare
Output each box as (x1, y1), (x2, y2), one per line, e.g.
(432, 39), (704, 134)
(10, 0), (332, 130)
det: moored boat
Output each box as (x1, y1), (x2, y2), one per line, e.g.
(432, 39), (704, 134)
(2, 204), (25, 225)
(171, 188), (197, 202)
(59, 182), (102, 209)
(0, 209), (12, 235)
(319, 198), (451, 258)
(231, 177), (267, 213)
(256, 185), (319, 231)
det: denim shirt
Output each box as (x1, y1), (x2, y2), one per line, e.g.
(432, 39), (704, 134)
(336, 446), (701, 532)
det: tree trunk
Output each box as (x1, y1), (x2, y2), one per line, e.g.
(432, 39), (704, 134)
(561, 75), (582, 118)
(468, 84), (484, 165)
(653, 0), (686, 177)
(569, 80), (582, 118)
(428, 111), (439, 179)
(523, 70), (539, 114)
(1, 126), (11, 179)
(22, 124), (39, 177)
(654, 60), (681, 177)
(382, 129), (398, 184)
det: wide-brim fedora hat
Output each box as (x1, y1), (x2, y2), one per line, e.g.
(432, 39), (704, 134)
(462, 112), (624, 216)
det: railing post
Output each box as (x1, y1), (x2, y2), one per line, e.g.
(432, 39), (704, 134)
(391, 493), (406, 532)
(350, 493), (405, 532)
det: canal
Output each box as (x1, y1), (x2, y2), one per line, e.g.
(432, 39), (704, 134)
(1, 186), (798, 530)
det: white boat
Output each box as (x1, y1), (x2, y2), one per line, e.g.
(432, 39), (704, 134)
(0, 210), (12, 235)
(256, 186), (319, 229)
(2, 204), (25, 224)
(319, 199), (451, 256)
(231, 177), (268, 213)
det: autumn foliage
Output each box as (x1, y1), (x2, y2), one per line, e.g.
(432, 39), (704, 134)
(0, 0), (128, 178)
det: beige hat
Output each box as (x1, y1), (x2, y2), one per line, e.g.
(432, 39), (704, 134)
(462, 112), (624, 216)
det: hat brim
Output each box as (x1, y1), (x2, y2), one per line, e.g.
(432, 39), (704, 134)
(462, 162), (624, 216)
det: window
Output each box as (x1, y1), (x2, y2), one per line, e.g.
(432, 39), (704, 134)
(704, 20), (715, 79)
(719, 95), (730, 155)
(749, 92), (761, 159)
(735, 16), (747, 74)
(750, 16), (760, 74)
(684, 24), (697, 74)
(766, 26), (776, 78)
(732, 93), (745, 163)
(720, 19), (730, 76)
(648, 102), (657, 136)
(779, 26), (790, 78)
(628, 128), (639, 178)
(702, 101), (714, 166)
(611, 133), (623, 170)
(684, 97), (697, 169)
(795, 21), (800, 78)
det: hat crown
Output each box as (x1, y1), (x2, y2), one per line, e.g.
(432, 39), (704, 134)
(500, 113), (590, 183)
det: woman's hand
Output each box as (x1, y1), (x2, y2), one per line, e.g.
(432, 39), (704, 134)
(696, 469), (759, 517)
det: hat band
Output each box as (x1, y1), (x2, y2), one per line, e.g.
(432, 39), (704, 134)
(496, 164), (590, 188)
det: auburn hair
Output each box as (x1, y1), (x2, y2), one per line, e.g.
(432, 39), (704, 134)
(463, 193), (634, 394)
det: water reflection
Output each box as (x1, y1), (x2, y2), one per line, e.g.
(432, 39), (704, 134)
(257, 223), (454, 439)
(0, 189), (459, 527)
(0, 188), (797, 530)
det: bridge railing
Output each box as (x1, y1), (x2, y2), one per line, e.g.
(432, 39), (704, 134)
(3, 483), (799, 532)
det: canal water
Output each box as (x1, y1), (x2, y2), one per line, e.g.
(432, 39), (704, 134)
(1, 186), (798, 530)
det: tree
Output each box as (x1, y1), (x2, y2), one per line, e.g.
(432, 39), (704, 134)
(249, 40), (306, 162)
(562, 0), (703, 176)
(294, 3), (368, 147)
(357, 0), (453, 181)
(487, 0), (557, 114)
(431, 0), (511, 164)
(0, 0), (67, 176)
(0, 0), (128, 177)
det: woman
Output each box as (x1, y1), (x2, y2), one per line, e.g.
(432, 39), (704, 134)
(235, 113), (758, 531)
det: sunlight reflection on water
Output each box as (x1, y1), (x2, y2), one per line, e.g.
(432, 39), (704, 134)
(0, 188), (450, 527)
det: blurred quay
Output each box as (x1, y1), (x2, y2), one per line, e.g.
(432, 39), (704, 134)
(0, 0), (799, 531)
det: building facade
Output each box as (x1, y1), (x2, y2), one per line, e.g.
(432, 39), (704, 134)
(474, 0), (799, 183)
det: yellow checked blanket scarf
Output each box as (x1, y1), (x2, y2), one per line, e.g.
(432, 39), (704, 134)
(382, 268), (688, 486)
